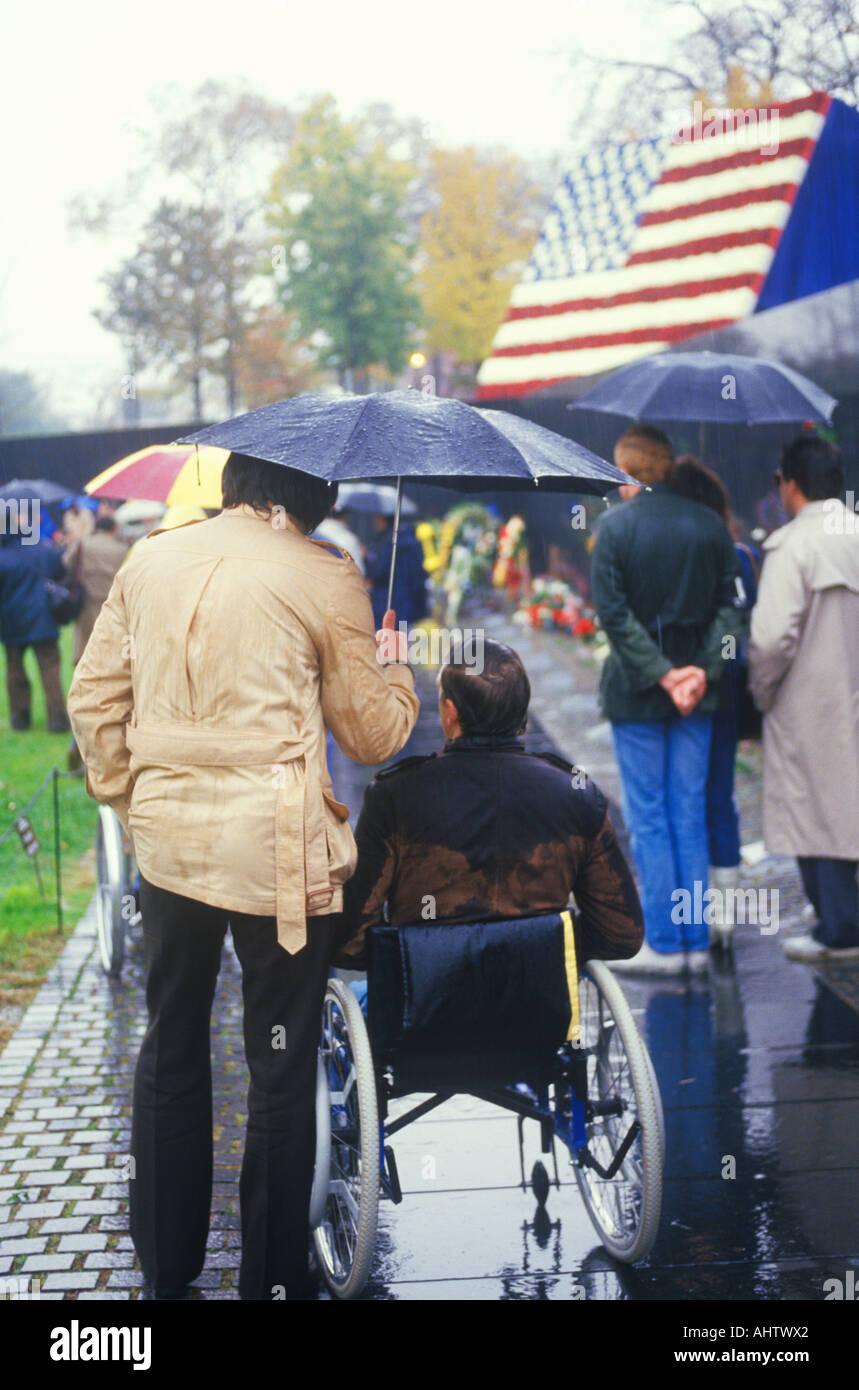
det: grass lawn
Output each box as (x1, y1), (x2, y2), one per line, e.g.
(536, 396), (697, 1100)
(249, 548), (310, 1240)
(0, 625), (97, 1048)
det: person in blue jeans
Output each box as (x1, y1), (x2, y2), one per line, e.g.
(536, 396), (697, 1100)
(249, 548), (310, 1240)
(667, 457), (760, 949)
(592, 426), (742, 974)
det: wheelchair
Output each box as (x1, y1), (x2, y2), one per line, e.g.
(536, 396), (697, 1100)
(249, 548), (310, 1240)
(309, 912), (665, 1299)
(94, 806), (140, 977)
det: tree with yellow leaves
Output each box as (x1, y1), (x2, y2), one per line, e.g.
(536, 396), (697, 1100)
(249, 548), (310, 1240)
(418, 149), (540, 383)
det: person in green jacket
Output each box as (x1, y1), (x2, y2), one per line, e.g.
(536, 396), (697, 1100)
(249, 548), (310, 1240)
(592, 425), (742, 974)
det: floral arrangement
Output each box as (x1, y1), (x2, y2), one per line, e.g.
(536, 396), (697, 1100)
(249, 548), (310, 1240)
(514, 575), (599, 639)
(420, 504), (501, 621)
(492, 515), (529, 598)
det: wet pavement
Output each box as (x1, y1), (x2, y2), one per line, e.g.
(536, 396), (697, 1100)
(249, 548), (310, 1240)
(1, 608), (858, 1300)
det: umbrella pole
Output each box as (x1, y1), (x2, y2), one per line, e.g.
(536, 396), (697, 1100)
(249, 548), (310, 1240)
(385, 477), (403, 615)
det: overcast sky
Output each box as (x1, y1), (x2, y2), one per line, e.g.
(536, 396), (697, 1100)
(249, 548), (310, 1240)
(0, 0), (683, 425)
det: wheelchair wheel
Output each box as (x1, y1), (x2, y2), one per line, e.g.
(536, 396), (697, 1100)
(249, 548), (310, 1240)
(311, 978), (379, 1299)
(308, 1052), (331, 1231)
(95, 807), (127, 978)
(572, 958), (663, 1262)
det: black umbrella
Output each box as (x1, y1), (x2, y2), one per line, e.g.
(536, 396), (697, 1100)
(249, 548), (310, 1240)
(568, 350), (838, 456)
(0, 477), (71, 505)
(337, 483), (418, 517)
(178, 389), (634, 610)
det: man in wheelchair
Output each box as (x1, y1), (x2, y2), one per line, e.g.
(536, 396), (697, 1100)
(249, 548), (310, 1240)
(314, 642), (659, 1294)
(336, 637), (644, 974)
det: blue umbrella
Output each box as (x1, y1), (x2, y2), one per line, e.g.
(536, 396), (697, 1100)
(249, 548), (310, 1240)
(178, 389), (635, 608)
(568, 351), (837, 426)
(0, 478), (72, 505)
(338, 483), (418, 517)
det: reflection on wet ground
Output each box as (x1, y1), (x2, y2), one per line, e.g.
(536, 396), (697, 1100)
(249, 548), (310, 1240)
(1, 653), (857, 1300)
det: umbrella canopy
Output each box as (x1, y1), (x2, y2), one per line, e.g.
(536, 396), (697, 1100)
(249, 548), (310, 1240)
(567, 351), (837, 425)
(178, 389), (635, 613)
(177, 389), (633, 496)
(85, 444), (228, 508)
(338, 483), (417, 517)
(0, 477), (71, 505)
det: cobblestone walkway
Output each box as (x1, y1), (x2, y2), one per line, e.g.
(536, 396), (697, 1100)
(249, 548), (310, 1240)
(0, 901), (246, 1299)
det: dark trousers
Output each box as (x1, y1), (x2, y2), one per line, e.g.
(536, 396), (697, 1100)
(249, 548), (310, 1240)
(797, 856), (859, 949)
(131, 874), (337, 1299)
(706, 704), (741, 868)
(4, 640), (68, 730)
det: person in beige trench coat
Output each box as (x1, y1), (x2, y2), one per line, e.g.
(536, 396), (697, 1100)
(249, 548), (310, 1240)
(748, 434), (859, 963)
(62, 509), (131, 665)
(67, 453), (420, 1300)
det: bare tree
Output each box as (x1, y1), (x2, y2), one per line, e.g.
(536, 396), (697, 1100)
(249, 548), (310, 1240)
(71, 81), (294, 416)
(567, 0), (859, 147)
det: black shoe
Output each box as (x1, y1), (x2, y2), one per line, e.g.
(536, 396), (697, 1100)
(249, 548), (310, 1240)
(10, 712), (31, 731)
(48, 718), (70, 734)
(141, 1282), (195, 1300)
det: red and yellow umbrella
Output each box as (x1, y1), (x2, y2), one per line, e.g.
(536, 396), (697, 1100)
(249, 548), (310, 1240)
(85, 444), (229, 509)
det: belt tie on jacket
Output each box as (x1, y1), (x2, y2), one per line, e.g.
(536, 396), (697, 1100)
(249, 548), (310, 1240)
(125, 721), (339, 953)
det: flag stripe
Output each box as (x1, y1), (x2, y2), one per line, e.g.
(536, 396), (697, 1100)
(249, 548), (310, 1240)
(505, 271), (764, 322)
(632, 200), (794, 255)
(495, 284), (760, 351)
(491, 317), (742, 360)
(627, 226), (782, 267)
(640, 182), (797, 226)
(658, 135), (821, 183)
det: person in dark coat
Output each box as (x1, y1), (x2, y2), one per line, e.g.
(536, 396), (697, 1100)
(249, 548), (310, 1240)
(337, 638), (644, 970)
(365, 515), (428, 631)
(591, 426), (742, 974)
(667, 457), (759, 950)
(0, 510), (69, 731)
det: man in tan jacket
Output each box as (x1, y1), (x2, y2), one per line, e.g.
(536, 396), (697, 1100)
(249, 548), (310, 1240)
(67, 452), (419, 1300)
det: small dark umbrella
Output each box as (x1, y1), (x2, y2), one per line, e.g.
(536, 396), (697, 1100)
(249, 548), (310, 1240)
(0, 478), (71, 505)
(568, 350), (837, 456)
(338, 483), (418, 517)
(178, 389), (635, 611)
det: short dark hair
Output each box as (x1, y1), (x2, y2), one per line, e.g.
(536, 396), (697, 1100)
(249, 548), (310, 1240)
(221, 452), (337, 532)
(780, 435), (844, 501)
(439, 638), (530, 738)
(668, 455), (730, 522)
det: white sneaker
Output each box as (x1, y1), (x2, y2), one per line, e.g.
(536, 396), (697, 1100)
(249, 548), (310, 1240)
(685, 951), (710, 973)
(708, 866), (739, 949)
(609, 942), (685, 975)
(783, 934), (859, 963)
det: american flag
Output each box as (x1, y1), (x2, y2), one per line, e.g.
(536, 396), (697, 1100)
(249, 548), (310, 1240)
(476, 92), (833, 400)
